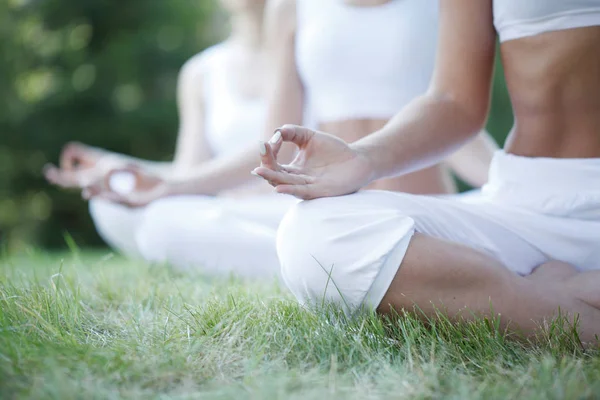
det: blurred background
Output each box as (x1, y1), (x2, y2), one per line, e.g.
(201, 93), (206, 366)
(0, 0), (513, 252)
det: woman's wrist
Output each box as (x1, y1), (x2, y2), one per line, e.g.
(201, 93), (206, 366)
(163, 179), (186, 197)
(163, 174), (215, 197)
(350, 140), (381, 184)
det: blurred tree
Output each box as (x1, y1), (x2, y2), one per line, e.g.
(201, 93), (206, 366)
(0, 0), (221, 250)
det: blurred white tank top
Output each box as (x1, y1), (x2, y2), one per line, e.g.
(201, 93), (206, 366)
(295, 0), (439, 123)
(494, 0), (600, 42)
(202, 44), (266, 157)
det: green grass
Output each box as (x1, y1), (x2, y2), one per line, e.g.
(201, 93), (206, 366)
(1, 251), (599, 399)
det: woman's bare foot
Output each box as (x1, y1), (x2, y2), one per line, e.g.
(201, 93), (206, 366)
(528, 261), (600, 312)
(566, 270), (600, 310)
(526, 261), (578, 284)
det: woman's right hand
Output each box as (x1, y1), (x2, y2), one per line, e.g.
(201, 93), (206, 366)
(252, 125), (375, 200)
(43, 142), (120, 189)
(83, 165), (169, 208)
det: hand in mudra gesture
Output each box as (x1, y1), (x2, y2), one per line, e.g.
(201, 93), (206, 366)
(82, 165), (168, 208)
(252, 125), (374, 200)
(43, 142), (121, 189)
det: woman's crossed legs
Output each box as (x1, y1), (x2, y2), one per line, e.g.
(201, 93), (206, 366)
(379, 233), (600, 344)
(276, 190), (600, 345)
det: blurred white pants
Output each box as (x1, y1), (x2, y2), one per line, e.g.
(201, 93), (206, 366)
(89, 194), (298, 279)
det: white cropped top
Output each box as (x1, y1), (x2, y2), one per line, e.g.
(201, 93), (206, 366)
(295, 0), (439, 123)
(201, 44), (266, 157)
(494, 0), (600, 42)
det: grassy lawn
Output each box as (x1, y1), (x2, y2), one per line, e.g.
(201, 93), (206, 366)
(1, 250), (599, 399)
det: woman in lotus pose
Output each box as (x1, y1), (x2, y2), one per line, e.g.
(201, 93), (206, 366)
(45, 0), (296, 277)
(46, 0), (496, 277)
(255, 0), (600, 344)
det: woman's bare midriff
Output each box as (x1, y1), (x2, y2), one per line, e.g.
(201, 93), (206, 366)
(501, 26), (600, 158)
(319, 119), (456, 194)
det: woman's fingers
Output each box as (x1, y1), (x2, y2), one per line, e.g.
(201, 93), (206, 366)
(259, 125), (316, 171)
(275, 184), (318, 200)
(60, 142), (95, 170)
(276, 124), (315, 148)
(84, 185), (141, 208)
(43, 163), (79, 188)
(279, 164), (304, 174)
(252, 166), (315, 186)
(59, 142), (82, 170)
(259, 125), (315, 163)
(44, 162), (102, 188)
(103, 165), (139, 193)
(268, 129), (283, 156)
(43, 163), (61, 183)
(253, 163), (320, 199)
(91, 166), (163, 208)
(259, 140), (278, 170)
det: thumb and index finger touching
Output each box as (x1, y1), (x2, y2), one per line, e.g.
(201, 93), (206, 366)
(272, 124), (314, 149)
(258, 124), (314, 170)
(83, 165), (146, 206)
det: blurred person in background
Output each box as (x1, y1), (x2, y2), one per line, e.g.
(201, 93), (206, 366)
(45, 0), (290, 278)
(45, 0), (497, 278)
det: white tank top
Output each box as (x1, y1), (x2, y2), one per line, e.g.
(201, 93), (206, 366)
(295, 0), (439, 124)
(202, 44), (266, 157)
(494, 0), (600, 42)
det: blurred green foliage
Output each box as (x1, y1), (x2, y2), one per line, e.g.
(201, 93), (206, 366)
(0, 1), (513, 251)
(456, 52), (514, 191)
(488, 54), (514, 146)
(1, 0), (221, 250)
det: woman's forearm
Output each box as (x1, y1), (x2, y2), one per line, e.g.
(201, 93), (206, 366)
(165, 146), (262, 196)
(353, 93), (486, 182)
(97, 151), (174, 178)
(166, 140), (298, 196)
(129, 159), (174, 177)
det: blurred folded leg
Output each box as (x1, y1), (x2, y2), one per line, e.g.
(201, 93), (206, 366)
(135, 194), (298, 278)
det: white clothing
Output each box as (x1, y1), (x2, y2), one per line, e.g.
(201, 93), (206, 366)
(201, 44), (266, 156)
(136, 194), (298, 278)
(88, 3), (455, 276)
(494, 0), (600, 42)
(88, 3), (438, 274)
(90, 194), (298, 278)
(276, 151), (600, 314)
(89, 199), (143, 257)
(89, 43), (289, 276)
(295, 0), (438, 122)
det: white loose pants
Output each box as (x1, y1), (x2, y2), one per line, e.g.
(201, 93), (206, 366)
(277, 151), (600, 314)
(90, 194), (298, 278)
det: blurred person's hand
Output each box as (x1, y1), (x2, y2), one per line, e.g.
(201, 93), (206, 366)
(83, 165), (169, 208)
(252, 125), (374, 200)
(43, 142), (125, 189)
